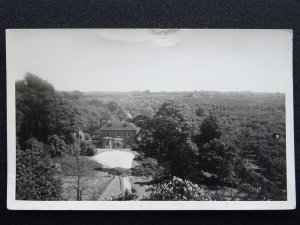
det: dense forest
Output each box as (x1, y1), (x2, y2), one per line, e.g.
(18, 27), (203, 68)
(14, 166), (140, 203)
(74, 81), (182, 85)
(16, 73), (286, 201)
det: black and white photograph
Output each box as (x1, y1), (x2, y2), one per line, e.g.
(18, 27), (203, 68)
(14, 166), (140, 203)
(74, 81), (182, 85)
(6, 29), (295, 210)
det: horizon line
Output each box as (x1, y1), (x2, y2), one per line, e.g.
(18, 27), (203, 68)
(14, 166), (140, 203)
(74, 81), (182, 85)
(57, 89), (286, 94)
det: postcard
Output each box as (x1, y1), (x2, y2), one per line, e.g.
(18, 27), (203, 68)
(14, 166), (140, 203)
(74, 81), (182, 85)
(6, 29), (295, 210)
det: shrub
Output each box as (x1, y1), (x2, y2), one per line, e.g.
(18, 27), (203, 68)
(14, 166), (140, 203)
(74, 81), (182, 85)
(80, 141), (97, 156)
(142, 177), (212, 201)
(16, 143), (61, 200)
(47, 134), (67, 157)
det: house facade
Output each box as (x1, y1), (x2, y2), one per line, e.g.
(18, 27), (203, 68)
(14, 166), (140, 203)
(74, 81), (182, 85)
(92, 121), (137, 149)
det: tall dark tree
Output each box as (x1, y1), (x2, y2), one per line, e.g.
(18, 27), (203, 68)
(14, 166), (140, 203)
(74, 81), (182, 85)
(133, 101), (198, 179)
(198, 138), (242, 186)
(194, 114), (221, 148)
(151, 101), (190, 161)
(16, 73), (79, 148)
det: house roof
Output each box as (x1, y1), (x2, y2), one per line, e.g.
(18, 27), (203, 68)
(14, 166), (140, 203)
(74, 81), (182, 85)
(99, 122), (137, 131)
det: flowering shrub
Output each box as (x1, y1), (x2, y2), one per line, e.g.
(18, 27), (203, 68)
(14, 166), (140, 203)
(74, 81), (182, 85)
(141, 177), (212, 201)
(106, 189), (138, 201)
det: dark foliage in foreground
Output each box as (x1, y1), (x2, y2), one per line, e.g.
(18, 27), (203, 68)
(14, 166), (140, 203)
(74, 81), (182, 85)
(16, 139), (60, 200)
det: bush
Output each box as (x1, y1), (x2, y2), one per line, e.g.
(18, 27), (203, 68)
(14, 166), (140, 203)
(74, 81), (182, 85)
(47, 134), (67, 157)
(80, 141), (96, 156)
(238, 170), (286, 200)
(142, 177), (212, 201)
(16, 143), (61, 200)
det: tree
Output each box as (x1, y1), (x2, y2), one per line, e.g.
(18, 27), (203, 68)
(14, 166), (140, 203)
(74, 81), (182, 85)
(169, 138), (199, 181)
(132, 101), (199, 180)
(16, 138), (61, 200)
(194, 114), (221, 147)
(195, 107), (204, 117)
(16, 73), (79, 148)
(85, 116), (100, 139)
(151, 101), (191, 161)
(107, 101), (127, 121)
(60, 144), (92, 201)
(198, 138), (242, 186)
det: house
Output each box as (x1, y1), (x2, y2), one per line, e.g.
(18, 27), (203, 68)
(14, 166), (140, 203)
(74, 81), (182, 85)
(93, 121), (138, 149)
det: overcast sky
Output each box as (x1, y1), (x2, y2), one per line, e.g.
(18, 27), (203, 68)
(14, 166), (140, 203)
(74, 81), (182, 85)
(7, 29), (292, 93)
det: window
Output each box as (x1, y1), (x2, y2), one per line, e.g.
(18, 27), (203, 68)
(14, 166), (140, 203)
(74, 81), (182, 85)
(116, 131), (119, 137)
(127, 132), (130, 137)
(107, 131), (109, 136)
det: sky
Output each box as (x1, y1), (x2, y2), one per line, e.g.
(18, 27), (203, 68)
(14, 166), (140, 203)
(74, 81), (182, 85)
(6, 29), (292, 93)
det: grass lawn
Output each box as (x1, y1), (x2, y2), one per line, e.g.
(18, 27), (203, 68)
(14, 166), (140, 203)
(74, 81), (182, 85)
(52, 151), (159, 200)
(52, 156), (113, 200)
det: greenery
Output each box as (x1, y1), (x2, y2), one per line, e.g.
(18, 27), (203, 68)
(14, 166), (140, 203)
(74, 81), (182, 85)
(80, 141), (97, 156)
(142, 177), (212, 201)
(194, 114), (221, 147)
(15, 74), (287, 201)
(16, 139), (60, 200)
(198, 138), (243, 186)
(47, 134), (67, 157)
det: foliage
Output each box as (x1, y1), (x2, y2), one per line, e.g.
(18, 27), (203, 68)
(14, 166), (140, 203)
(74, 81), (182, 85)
(195, 107), (204, 117)
(107, 189), (138, 201)
(132, 101), (200, 180)
(16, 73), (80, 147)
(16, 140), (60, 200)
(194, 114), (221, 147)
(80, 141), (97, 156)
(198, 139), (242, 186)
(238, 169), (286, 200)
(47, 134), (67, 157)
(15, 74), (287, 200)
(142, 177), (212, 201)
(169, 138), (199, 181)
(136, 101), (191, 161)
(106, 101), (128, 121)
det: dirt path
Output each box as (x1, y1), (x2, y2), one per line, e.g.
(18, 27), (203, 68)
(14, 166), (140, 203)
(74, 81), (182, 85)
(90, 149), (141, 199)
(98, 176), (122, 200)
(122, 176), (132, 191)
